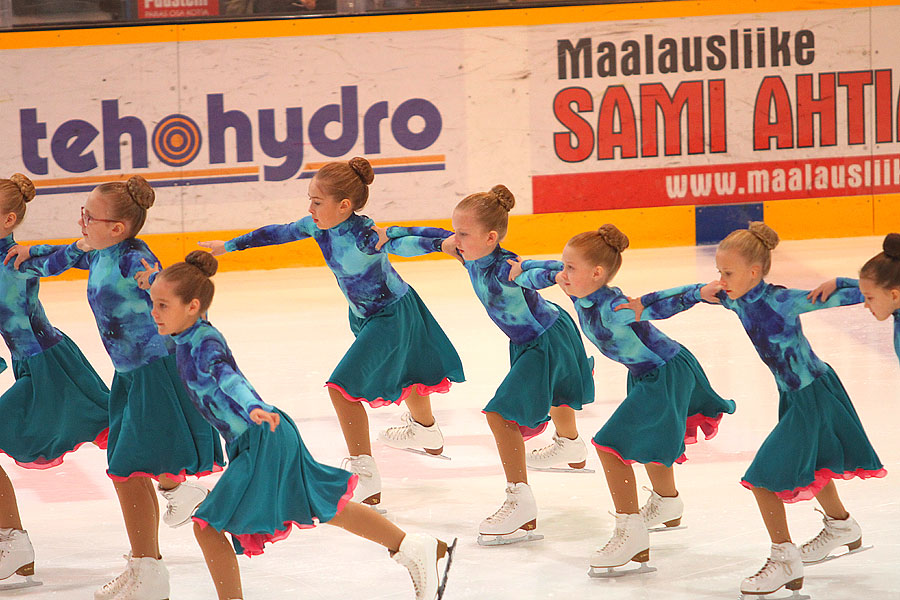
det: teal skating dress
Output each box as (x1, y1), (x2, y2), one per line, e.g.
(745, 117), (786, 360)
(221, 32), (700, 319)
(516, 260), (734, 466)
(385, 228), (594, 437)
(23, 238), (224, 481)
(175, 319), (355, 556)
(639, 280), (885, 502)
(224, 214), (464, 406)
(0, 234), (109, 468)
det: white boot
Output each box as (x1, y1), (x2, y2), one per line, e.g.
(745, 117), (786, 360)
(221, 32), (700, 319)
(341, 455), (383, 509)
(526, 434), (589, 471)
(639, 487), (684, 530)
(801, 510), (863, 564)
(740, 542), (804, 596)
(590, 513), (651, 572)
(478, 482), (542, 545)
(378, 412), (445, 456)
(0, 528), (35, 581)
(95, 554), (134, 600)
(112, 556), (169, 600)
(392, 533), (456, 600)
(158, 481), (208, 528)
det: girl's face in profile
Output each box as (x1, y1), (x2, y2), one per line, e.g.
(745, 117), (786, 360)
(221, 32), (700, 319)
(858, 277), (900, 321)
(307, 176), (352, 230)
(450, 207), (498, 261)
(557, 244), (606, 298)
(715, 248), (761, 300)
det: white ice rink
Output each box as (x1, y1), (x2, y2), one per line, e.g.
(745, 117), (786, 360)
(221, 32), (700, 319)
(1, 236), (898, 600)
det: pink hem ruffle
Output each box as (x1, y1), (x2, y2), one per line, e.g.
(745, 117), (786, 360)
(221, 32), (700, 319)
(193, 474), (359, 557)
(325, 379), (453, 408)
(479, 410), (551, 441)
(741, 467), (888, 503)
(107, 462), (225, 483)
(593, 442), (688, 466)
(3, 428), (110, 470)
(684, 413), (724, 445)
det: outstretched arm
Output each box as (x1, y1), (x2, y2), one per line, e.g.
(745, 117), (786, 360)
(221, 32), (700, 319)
(379, 225), (454, 257)
(12, 241), (91, 277)
(777, 284), (863, 315)
(637, 282), (722, 320)
(512, 259), (563, 290)
(203, 219), (314, 254)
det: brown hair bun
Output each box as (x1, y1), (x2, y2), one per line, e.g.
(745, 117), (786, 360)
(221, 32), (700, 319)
(882, 233), (900, 260)
(9, 173), (35, 203)
(748, 221), (779, 250)
(597, 224), (629, 253)
(126, 175), (155, 210)
(185, 250), (218, 277)
(348, 157), (375, 185)
(490, 185), (515, 212)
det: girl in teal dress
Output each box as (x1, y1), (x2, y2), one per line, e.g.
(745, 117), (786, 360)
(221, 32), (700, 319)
(0, 174), (109, 587)
(148, 251), (454, 600)
(628, 222), (884, 598)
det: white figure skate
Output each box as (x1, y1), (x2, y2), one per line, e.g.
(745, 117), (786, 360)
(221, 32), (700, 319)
(0, 529), (41, 590)
(801, 509), (870, 565)
(588, 512), (656, 578)
(477, 482), (543, 546)
(639, 487), (686, 532)
(158, 481), (209, 528)
(110, 556), (170, 600)
(740, 542), (809, 600)
(341, 454), (386, 514)
(392, 533), (457, 600)
(526, 434), (594, 473)
(378, 412), (449, 460)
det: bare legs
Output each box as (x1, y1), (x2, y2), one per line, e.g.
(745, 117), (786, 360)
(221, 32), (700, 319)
(814, 480), (849, 520)
(548, 405), (578, 440)
(485, 412), (527, 484)
(752, 480), (850, 545)
(596, 448), (679, 514)
(113, 477), (160, 559)
(0, 466), (22, 530)
(404, 390), (435, 428)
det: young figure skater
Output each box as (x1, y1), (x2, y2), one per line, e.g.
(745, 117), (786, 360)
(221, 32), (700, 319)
(147, 251), (455, 600)
(201, 157), (464, 510)
(0, 174), (109, 589)
(6, 176), (224, 600)
(510, 224), (735, 575)
(626, 222), (884, 598)
(379, 185), (594, 545)
(809, 232), (900, 364)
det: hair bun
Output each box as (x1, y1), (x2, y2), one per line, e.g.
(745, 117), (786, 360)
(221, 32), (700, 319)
(490, 185), (515, 212)
(597, 224), (629, 253)
(9, 173), (35, 203)
(348, 157), (374, 185)
(748, 221), (779, 250)
(883, 233), (900, 260)
(126, 175), (155, 210)
(185, 250), (218, 277)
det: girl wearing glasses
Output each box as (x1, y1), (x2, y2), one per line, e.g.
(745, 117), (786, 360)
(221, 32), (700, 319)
(6, 176), (224, 600)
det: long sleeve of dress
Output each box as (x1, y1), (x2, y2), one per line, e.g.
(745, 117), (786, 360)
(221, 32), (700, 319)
(200, 339), (275, 418)
(224, 219), (314, 252)
(18, 243), (90, 278)
(514, 260), (562, 290)
(639, 284), (706, 320)
(382, 226), (452, 257)
(773, 286), (863, 315)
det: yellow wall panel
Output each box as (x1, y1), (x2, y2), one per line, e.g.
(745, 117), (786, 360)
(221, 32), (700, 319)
(763, 196), (874, 240)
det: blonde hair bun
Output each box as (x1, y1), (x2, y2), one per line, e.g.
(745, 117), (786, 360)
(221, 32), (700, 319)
(748, 221), (779, 250)
(883, 233), (900, 260)
(185, 250), (218, 277)
(348, 157), (375, 185)
(490, 185), (515, 212)
(126, 175), (155, 210)
(9, 173), (35, 203)
(597, 224), (629, 253)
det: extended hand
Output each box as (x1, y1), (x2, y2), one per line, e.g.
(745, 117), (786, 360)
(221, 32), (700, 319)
(4, 244), (31, 270)
(250, 408), (280, 432)
(198, 240), (227, 256)
(506, 258), (523, 281)
(441, 235), (464, 264)
(613, 296), (644, 320)
(134, 258), (161, 290)
(372, 225), (389, 251)
(807, 278), (838, 303)
(700, 281), (724, 303)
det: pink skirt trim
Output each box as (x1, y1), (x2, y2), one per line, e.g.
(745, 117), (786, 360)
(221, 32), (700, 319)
(193, 474), (359, 557)
(325, 378), (452, 408)
(593, 442), (688, 466)
(741, 467), (889, 503)
(479, 410), (551, 442)
(3, 428), (110, 470)
(684, 413), (724, 445)
(107, 462), (225, 483)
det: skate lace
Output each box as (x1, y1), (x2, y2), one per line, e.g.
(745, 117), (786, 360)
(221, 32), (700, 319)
(530, 436), (564, 460)
(639, 487), (660, 520)
(382, 412), (417, 442)
(747, 554), (796, 582)
(394, 552), (424, 597)
(598, 512), (629, 553)
(484, 495), (517, 524)
(801, 508), (836, 553)
(340, 458), (373, 480)
(98, 561), (134, 595)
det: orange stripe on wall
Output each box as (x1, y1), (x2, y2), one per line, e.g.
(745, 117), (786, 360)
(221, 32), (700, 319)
(304, 155), (445, 170)
(32, 166), (261, 187)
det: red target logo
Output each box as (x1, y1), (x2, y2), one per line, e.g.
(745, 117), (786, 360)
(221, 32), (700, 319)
(152, 114), (202, 167)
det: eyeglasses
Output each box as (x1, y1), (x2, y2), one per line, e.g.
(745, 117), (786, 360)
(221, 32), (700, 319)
(81, 206), (121, 227)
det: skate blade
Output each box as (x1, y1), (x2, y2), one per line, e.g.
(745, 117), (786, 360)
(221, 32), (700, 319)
(648, 524), (687, 533)
(803, 543), (873, 566)
(477, 532), (544, 546)
(588, 563), (657, 578)
(0, 575), (43, 591)
(385, 446), (451, 460)
(436, 537), (458, 600)
(527, 465), (595, 474)
(739, 591), (810, 600)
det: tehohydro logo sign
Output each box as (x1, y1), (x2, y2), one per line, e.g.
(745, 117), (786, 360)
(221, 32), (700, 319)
(19, 86), (445, 194)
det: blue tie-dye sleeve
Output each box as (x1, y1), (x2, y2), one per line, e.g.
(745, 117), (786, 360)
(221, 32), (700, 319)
(201, 338), (275, 417)
(893, 312), (900, 365)
(774, 286), (863, 315)
(515, 260), (562, 290)
(18, 242), (91, 277)
(382, 226), (453, 257)
(223, 219), (313, 252)
(639, 284), (705, 320)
